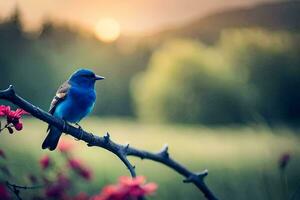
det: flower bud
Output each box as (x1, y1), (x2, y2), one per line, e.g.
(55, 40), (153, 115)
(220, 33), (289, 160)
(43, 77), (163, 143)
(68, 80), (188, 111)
(14, 122), (23, 131)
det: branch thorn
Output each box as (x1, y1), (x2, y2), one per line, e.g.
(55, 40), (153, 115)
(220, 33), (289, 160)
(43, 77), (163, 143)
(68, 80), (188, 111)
(183, 169), (208, 183)
(125, 143), (130, 150)
(104, 132), (110, 143)
(196, 169), (208, 178)
(159, 144), (169, 158)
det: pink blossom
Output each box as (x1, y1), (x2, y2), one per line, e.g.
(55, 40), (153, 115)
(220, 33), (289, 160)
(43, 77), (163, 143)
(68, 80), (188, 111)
(45, 173), (70, 199)
(45, 183), (64, 199)
(68, 158), (82, 169)
(119, 176), (145, 187)
(279, 152), (291, 170)
(92, 176), (157, 200)
(68, 158), (93, 181)
(58, 139), (74, 153)
(0, 149), (6, 159)
(0, 105), (10, 116)
(14, 122), (23, 131)
(0, 105), (29, 132)
(78, 167), (92, 181)
(40, 155), (51, 170)
(73, 192), (90, 200)
(0, 184), (10, 200)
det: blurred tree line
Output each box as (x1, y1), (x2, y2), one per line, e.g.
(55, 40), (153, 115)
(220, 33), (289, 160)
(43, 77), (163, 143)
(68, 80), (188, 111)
(1, 10), (300, 126)
(0, 10), (152, 116)
(132, 30), (300, 125)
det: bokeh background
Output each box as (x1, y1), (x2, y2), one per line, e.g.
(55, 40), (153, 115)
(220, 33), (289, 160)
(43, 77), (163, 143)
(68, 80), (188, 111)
(0, 0), (300, 199)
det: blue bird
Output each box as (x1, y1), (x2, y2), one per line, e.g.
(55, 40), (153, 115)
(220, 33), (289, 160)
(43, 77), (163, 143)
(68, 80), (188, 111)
(42, 69), (104, 151)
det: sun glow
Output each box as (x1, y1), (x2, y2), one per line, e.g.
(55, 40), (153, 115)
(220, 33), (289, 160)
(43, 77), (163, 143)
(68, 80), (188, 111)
(95, 18), (121, 42)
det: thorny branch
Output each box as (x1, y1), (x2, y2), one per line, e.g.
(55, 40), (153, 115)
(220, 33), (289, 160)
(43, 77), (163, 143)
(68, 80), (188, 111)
(0, 85), (219, 200)
(5, 181), (44, 200)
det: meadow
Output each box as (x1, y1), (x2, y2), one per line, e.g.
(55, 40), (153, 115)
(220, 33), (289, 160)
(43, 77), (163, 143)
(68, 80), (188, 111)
(0, 117), (299, 200)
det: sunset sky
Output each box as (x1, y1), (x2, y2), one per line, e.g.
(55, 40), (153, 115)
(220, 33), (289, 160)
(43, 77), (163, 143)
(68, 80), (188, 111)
(0, 0), (275, 35)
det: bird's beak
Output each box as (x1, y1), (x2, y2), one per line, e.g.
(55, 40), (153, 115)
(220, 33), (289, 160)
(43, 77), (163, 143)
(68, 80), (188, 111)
(95, 75), (105, 80)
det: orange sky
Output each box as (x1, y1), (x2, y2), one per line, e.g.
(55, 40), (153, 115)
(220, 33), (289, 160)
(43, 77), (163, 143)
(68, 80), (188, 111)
(0, 0), (275, 35)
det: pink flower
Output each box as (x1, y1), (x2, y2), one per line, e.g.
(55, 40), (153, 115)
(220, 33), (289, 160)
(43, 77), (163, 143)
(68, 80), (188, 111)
(14, 122), (23, 131)
(0, 105), (29, 132)
(279, 153), (291, 170)
(78, 167), (92, 181)
(0, 105), (10, 116)
(92, 176), (157, 200)
(7, 108), (29, 119)
(0, 184), (10, 200)
(93, 185), (125, 200)
(68, 158), (93, 181)
(58, 139), (74, 153)
(68, 158), (82, 169)
(40, 155), (51, 170)
(57, 173), (71, 189)
(45, 184), (63, 198)
(73, 192), (90, 200)
(0, 149), (6, 159)
(141, 182), (157, 194)
(119, 176), (145, 187)
(45, 173), (70, 199)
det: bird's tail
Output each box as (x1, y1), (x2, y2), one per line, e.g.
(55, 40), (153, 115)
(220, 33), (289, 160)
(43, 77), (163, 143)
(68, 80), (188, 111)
(42, 126), (62, 151)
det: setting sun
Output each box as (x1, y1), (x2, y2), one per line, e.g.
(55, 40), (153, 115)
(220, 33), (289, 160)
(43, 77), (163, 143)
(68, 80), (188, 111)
(95, 18), (121, 42)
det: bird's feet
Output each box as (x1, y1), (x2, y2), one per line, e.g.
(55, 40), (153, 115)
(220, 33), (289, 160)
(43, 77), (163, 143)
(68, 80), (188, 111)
(62, 119), (69, 131)
(74, 123), (84, 141)
(75, 123), (82, 130)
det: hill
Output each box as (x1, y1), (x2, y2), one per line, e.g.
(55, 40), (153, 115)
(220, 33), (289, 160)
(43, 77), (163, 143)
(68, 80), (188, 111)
(150, 0), (300, 43)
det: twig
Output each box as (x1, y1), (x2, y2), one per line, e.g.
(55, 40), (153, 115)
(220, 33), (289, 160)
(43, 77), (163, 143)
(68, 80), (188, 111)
(5, 181), (44, 200)
(0, 85), (219, 200)
(0, 123), (13, 132)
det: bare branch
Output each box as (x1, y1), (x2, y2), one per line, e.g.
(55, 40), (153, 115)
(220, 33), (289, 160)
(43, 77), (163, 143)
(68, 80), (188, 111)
(0, 85), (219, 200)
(5, 181), (43, 200)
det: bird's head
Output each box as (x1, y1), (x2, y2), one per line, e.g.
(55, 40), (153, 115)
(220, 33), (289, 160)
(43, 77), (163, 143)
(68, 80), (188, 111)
(69, 69), (104, 88)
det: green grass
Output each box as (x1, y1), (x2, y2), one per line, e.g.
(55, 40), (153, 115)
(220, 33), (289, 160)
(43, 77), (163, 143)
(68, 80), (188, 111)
(0, 117), (300, 200)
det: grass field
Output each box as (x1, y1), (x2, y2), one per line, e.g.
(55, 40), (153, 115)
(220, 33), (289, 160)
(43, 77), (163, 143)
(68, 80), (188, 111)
(0, 117), (300, 200)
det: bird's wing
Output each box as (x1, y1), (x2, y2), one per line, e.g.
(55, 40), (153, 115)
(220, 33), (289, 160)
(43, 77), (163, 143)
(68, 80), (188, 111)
(49, 81), (71, 115)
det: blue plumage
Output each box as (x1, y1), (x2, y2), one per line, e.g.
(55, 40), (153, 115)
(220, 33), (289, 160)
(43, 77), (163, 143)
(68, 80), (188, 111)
(54, 87), (96, 123)
(42, 69), (104, 150)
